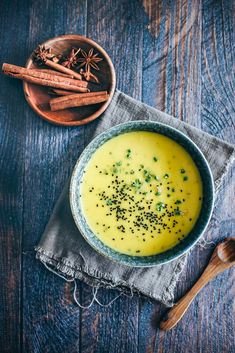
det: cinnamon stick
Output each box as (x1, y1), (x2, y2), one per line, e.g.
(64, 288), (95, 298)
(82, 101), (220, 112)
(2, 63), (89, 92)
(32, 68), (72, 78)
(49, 91), (109, 111)
(42, 59), (82, 80)
(3, 64), (88, 87)
(48, 88), (79, 96)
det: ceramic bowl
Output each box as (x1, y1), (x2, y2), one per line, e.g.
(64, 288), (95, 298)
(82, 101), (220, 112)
(23, 34), (116, 126)
(70, 121), (214, 267)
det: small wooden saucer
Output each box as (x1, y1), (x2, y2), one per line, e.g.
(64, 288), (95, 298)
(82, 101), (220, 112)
(23, 34), (116, 126)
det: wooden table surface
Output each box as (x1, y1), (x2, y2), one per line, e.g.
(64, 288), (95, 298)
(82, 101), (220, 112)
(0, 1), (234, 352)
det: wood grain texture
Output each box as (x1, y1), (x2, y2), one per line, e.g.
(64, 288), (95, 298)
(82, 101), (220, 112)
(0, 1), (30, 351)
(23, 254), (81, 353)
(198, 2), (235, 352)
(0, 0), (234, 352)
(86, 0), (144, 100)
(201, 0), (235, 143)
(22, 1), (87, 352)
(142, 0), (202, 127)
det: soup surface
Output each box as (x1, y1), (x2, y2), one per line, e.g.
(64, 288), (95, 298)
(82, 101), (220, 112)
(80, 131), (202, 256)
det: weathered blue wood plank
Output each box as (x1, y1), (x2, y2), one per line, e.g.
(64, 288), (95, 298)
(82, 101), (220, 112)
(199, 1), (235, 352)
(23, 253), (81, 353)
(21, 1), (87, 352)
(201, 0), (235, 144)
(0, 1), (30, 352)
(142, 0), (202, 127)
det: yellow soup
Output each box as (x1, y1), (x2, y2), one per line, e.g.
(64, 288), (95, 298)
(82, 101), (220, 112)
(80, 131), (203, 256)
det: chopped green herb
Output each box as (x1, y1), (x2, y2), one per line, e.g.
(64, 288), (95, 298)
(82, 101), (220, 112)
(174, 209), (182, 216)
(155, 191), (161, 196)
(106, 199), (113, 206)
(112, 167), (118, 173)
(140, 164), (144, 169)
(175, 200), (182, 205)
(132, 179), (142, 190)
(145, 175), (151, 183)
(180, 168), (186, 174)
(115, 161), (122, 167)
(143, 169), (154, 183)
(183, 176), (188, 181)
(156, 202), (165, 211)
(164, 173), (169, 179)
(142, 191), (148, 195)
(153, 156), (158, 162)
(130, 170), (135, 175)
(126, 149), (132, 159)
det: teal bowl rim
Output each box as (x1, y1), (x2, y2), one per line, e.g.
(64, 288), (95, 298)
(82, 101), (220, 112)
(70, 121), (215, 267)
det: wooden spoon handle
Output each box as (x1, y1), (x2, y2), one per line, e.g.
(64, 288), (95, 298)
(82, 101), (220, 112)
(160, 284), (205, 331)
(160, 256), (231, 331)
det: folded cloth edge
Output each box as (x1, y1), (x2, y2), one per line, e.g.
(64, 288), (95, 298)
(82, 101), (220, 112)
(35, 246), (187, 305)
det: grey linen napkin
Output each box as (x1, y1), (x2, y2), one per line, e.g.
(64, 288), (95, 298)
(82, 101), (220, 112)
(36, 90), (235, 306)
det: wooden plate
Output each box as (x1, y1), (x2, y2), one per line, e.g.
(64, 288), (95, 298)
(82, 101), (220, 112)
(23, 34), (116, 126)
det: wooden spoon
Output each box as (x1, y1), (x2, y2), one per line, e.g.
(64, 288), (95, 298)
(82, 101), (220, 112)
(160, 237), (235, 331)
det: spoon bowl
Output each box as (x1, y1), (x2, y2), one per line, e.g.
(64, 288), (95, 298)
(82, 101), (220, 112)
(217, 238), (235, 263)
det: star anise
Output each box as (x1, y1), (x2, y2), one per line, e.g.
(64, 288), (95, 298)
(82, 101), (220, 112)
(77, 48), (102, 71)
(33, 45), (60, 65)
(61, 48), (80, 69)
(76, 48), (102, 82)
(80, 68), (99, 83)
